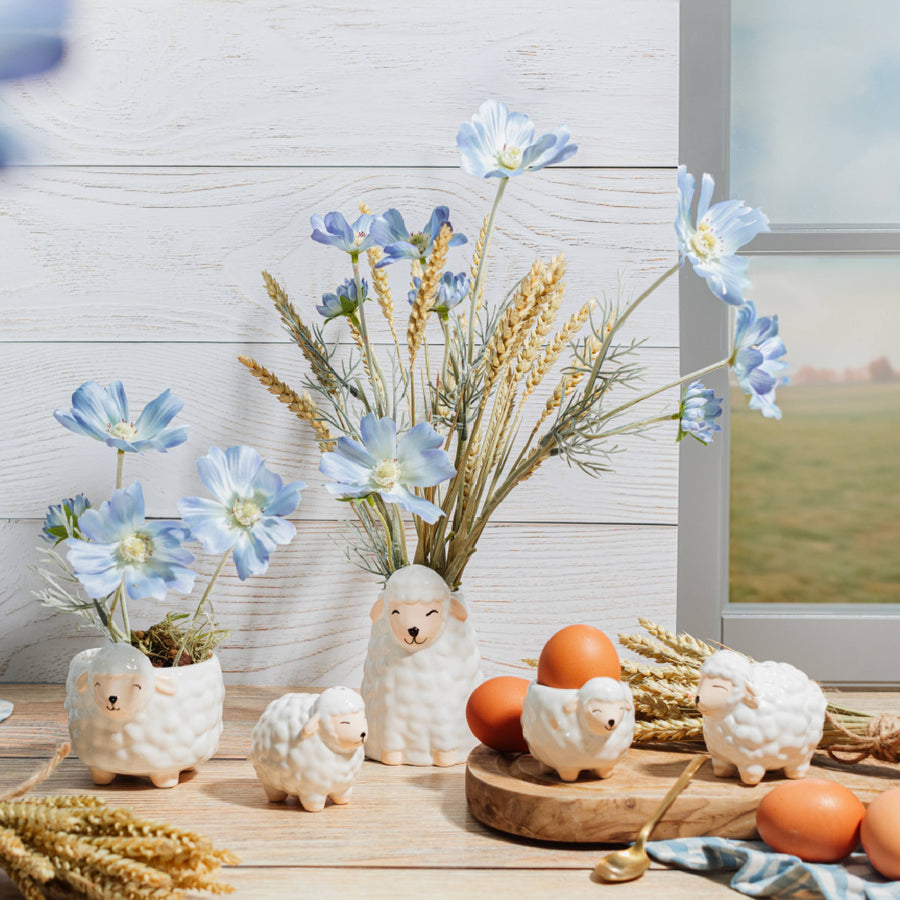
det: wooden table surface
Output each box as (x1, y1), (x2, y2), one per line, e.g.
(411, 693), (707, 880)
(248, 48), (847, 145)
(2, 685), (898, 899)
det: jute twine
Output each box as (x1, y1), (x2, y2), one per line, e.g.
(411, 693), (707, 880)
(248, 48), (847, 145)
(825, 712), (900, 765)
(0, 742), (70, 800)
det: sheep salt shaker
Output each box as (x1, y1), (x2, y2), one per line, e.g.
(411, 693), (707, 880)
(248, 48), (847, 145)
(65, 642), (224, 788)
(249, 687), (367, 812)
(361, 564), (482, 767)
(696, 649), (827, 786)
(521, 677), (635, 782)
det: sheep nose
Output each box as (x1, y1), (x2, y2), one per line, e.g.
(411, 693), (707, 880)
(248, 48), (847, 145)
(108, 696), (118, 705)
(408, 626), (419, 638)
(694, 695), (700, 707)
(361, 732), (367, 741)
(607, 719), (616, 728)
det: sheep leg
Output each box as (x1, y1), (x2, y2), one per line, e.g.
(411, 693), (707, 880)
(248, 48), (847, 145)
(89, 767), (116, 786)
(783, 760), (811, 779)
(381, 750), (404, 766)
(737, 764), (765, 786)
(330, 787), (353, 805)
(593, 765), (615, 779)
(556, 768), (581, 782)
(432, 749), (457, 767)
(149, 771), (181, 789)
(710, 757), (738, 778)
(299, 792), (327, 812)
(262, 784), (288, 803)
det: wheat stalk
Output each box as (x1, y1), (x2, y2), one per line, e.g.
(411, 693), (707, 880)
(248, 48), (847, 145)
(407, 224), (452, 366)
(637, 616), (717, 663)
(469, 214), (489, 312)
(632, 717), (704, 743)
(359, 201), (399, 346)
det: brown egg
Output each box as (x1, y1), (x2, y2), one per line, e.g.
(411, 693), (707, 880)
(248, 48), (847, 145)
(465, 677), (531, 754)
(536, 624), (620, 689)
(756, 779), (865, 862)
(861, 786), (900, 879)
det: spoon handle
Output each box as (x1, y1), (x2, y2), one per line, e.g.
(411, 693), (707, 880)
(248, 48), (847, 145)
(636, 754), (708, 843)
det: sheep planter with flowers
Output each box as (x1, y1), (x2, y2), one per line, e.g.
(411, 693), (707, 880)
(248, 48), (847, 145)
(37, 381), (303, 786)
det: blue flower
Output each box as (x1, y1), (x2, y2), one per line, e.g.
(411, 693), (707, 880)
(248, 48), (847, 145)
(678, 381), (723, 445)
(407, 271), (470, 321)
(310, 211), (375, 258)
(54, 381), (188, 453)
(370, 207), (467, 267)
(676, 166), (770, 306)
(178, 446), (304, 580)
(67, 483), (196, 601)
(457, 99), (577, 179)
(0, 0), (67, 81)
(42, 494), (91, 544)
(319, 414), (456, 524)
(732, 302), (788, 420)
(317, 277), (368, 322)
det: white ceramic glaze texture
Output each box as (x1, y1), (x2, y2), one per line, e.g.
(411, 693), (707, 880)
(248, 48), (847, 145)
(521, 677), (635, 782)
(65, 644), (224, 788)
(249, 687), (367, 812)
(696, 649), (827, 786)
(361, 565), (483, 767)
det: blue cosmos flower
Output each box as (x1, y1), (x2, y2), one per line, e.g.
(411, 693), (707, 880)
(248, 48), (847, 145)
(317, 277), (368, 322)
(178, 446), (304, 581)
(67, 483), (196, 601)
(310, 211), (375, 259)
(319, 414), (456, 524)
(407, 271), (470, 320)
(456, 99), (577, 179)
(678, 381), (723, 445)
(54, 381), (188, 453)
(732, 302), (788, 420)
(676, 166), (770, 306)
(370, 207), (467, 267)
(42, 494), (91, 544)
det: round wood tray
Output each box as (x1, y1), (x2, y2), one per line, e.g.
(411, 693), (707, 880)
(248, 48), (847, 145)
(465, 744), (900, 844)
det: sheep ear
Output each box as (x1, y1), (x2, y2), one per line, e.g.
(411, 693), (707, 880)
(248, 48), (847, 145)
(743, 681), (759, 709)
(76, 671), (90, 693)
(369, 591), (385, 622)
(301, 715), (320, 739)
(450, 595), (468, 622)
(562, 699), (579, 715)
(155, 674), (177, 696)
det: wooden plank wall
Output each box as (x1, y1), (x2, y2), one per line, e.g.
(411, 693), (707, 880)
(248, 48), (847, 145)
(0, 0), (679, 685)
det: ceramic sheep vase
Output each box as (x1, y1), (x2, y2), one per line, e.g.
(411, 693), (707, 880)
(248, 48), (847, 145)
(249, 687), (367, 812)
(65, 643), (224, 788)
(361, 564), (482, 767)
(696, 649), (827, 785)
(521, 677), (634, 781)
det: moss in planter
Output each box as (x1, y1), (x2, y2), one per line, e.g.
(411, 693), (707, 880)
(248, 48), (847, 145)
(131, 612), (230, 668)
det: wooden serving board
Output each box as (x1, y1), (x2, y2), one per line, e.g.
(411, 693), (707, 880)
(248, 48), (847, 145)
(466, 745), (900, 844)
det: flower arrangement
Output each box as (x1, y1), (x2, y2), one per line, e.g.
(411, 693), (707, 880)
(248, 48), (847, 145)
(241, 99), (782, 589)
(35, 380), (303, 666)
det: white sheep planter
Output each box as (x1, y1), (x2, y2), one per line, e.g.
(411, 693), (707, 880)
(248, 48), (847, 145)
(696, 649), (827, 786)
(65, 643), (224, 788)
(521, 677), (635, 782)
(249, 687), (367, 812)
(361, 564), (482, 767)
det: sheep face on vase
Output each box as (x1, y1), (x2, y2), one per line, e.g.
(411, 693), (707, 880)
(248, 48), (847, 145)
(39, 383), (303, 787)
(361, 565), (482, 767)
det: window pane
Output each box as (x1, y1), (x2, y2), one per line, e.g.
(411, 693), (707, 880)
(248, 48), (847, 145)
(731, 0), (900, 225)
(729, 255), (900, 603)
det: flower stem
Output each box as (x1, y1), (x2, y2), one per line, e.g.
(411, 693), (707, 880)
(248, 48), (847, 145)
(115, 450), (125, 491)
(175, 549), (231, 664)
(467, 177), (508, 363)
(353, 260), (387, 417)
(108, 579), (126, 643)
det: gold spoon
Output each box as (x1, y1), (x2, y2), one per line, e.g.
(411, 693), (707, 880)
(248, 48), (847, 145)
(592, 754), (709, 883)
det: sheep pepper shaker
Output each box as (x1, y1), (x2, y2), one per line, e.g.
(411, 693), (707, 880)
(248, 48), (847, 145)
(696, 649), (827, 785)
(520, 677), (635, 781)
(249, 687), (367, 812)
(361, 565), (483, 767)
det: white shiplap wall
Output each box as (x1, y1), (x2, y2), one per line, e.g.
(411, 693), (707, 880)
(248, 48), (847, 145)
(0, 0), (679, 685)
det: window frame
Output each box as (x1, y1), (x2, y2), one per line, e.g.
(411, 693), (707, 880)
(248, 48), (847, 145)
(677, 0), (900, 686)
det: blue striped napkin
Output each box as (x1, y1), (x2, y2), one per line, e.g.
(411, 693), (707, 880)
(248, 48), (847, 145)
(647, 837), (900, 899)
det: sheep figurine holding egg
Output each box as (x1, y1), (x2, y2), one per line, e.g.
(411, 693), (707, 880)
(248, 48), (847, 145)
(521, 677), (635, 782)
(361, 564), (482, 767)
(65, 642), (224, 788)
(249, 687), (367, 812)
(696, 649), (827, 785)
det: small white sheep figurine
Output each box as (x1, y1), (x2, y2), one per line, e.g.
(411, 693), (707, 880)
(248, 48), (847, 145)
(696, 649), (827, 785)
(249, 687), (368, 812)
(361, 564), (482, 767)
(65, 643), (224, 788)
(521, 677), (635, 782)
